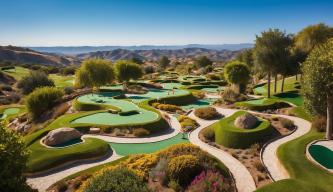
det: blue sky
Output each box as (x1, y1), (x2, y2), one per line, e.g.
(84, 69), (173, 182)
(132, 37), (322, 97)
(0, 0), (332, 46)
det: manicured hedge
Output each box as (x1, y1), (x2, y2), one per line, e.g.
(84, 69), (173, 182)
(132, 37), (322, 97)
(214, 111), (273, 148)
(235, 99), (291, 111)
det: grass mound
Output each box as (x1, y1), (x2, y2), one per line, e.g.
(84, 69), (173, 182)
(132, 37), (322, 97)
(235, 98), (291, 111)
(213, 111), (273, 148)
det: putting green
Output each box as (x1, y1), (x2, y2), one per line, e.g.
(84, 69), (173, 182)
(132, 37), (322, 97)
(73, 93), (159, 125)
(181, 98), (216, 110)
(309, 144), (333, 170)
(245, 99), (267, 105)
(162, 83), (183, 89)
(109, 133), (189, 156)
(127, 88), (189, 103)
(1, 107), (21, 119)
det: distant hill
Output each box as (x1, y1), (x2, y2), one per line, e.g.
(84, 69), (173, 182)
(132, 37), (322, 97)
(28, 44), (253, 55)
(76, 48), (242, 61)
(0, 46), (78, 66)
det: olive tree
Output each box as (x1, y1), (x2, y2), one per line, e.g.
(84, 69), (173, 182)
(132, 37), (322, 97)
(158, 56), (170, 70)
(194, 56), (213, 68)
(75, 59), (114, 89)
(114, 60), (143, 89)
(224, 61), (251, 93)
(0, 124), (33, 191)
(254, 29), (292, 97)
(302, 39), (333, 139)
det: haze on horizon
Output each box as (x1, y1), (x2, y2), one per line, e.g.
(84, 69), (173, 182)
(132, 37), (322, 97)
(0, 0), (333, 47)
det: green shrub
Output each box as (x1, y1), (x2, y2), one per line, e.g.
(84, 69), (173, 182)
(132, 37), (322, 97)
(168, 180), (183, 192)
(214, 111), (273, 148)
(221, 87), (248, 104)
(167, 155), (203, 186)
(194, 107), (221, 120)
(83, 167), (149, 192)
(17, 70), (54, 94)
(64, 86), (74, 94)
(177, 115), (198, 132)
(133, 128), (150, 137)
(202, 127), (215, 141)
(26, 87), (63, 119)
(311, 116), (327, 132)
(152, 102), (182, 112)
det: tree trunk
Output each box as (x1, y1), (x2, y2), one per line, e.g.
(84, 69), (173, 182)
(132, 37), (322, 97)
(281, 76), (285, 93)
(267, 70), (271, 98)
(327, 96), (333, 140)
(274, 74), (277, 93)
(296, 74), (298, 81)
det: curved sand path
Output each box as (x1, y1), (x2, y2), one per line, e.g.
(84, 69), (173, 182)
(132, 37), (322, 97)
(27, 114), (181, 192)
(260, 114), (311, 180)
(188, 108), (257, 192)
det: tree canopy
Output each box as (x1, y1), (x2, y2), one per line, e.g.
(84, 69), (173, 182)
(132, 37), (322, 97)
(75, 59), (114, 88)
(254, 28), (292, 97)
(295, 23), (333, 54)
(194, 56), (213, 68)
(0, 124), (32, 191)
(158, 56), (170, 69)
(224, 61), (251, 93)
(114, 60), (143, 82)
(302, 38), (333, 116)
(236, 49), (254, 69)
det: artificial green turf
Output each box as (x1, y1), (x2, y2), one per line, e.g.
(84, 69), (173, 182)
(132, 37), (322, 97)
(2, 66), (30, 80)
(26, 138), (110, 173)
(235, 98), (291, 111)
(308, 145), (333, 169)
(109, 133), (189, 156)
(289, 106), (312, 121)
(272, 129), (333, 192)
(256, 179), (326, 192)
(253, 76), (300, 95)
(0, 105), (25, 120)
(49, 74), (75, 88)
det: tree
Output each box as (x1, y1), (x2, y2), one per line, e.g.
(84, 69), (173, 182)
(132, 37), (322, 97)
(194, 56), (213, 68)
(224, 61), (251, 93)
(0, 124), (33, 191)
(254, 29), (292, 97)
(17, 70), (54, 94)
(295, 23), (333, 55)
(114, 60), (143, 89)
(158, 56), (170, 69)
(302, 39), (333, 139)
(75, 59), (114, 89)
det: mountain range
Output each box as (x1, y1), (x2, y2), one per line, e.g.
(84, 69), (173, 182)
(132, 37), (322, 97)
(28, 44), (253, 55)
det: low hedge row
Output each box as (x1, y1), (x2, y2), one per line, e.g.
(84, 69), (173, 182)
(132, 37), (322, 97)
(235, 99), (291, 111)
(214, 111), (274, 148)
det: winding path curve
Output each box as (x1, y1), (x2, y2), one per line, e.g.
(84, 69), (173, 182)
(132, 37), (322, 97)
(188, 108), (257, 192)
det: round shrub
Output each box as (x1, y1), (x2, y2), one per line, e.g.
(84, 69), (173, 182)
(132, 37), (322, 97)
(83, 167), (149, 192)
(214, 111), (273, 148)
(167, 155), (203, 186)
(17, 70), (55, 94)
(202, 127), (215, 141)
(194, 107), (221, 120)
(63, 86), (74, 95)
(26, 87), (64, 119)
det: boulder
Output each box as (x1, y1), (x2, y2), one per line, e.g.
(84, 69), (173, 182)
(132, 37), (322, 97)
(43, 127), (82, 146)
(234, 113), (258, 129)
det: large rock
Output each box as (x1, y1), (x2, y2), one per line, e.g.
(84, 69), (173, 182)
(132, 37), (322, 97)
(234, 113), (258, 129)
(43, 127), (82, 146)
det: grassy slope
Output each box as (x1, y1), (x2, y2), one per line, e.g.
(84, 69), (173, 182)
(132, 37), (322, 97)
(26, 138), (110, 173)
(2, 66), (30, 80)
(49, 74), (75, 88)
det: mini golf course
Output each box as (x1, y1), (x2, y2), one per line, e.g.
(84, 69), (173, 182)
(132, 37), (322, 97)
(127, 88), (189, 103)
(109, 133), (189, 156)
(181, 98), (217, 110)
(0, 107), (21, 119)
